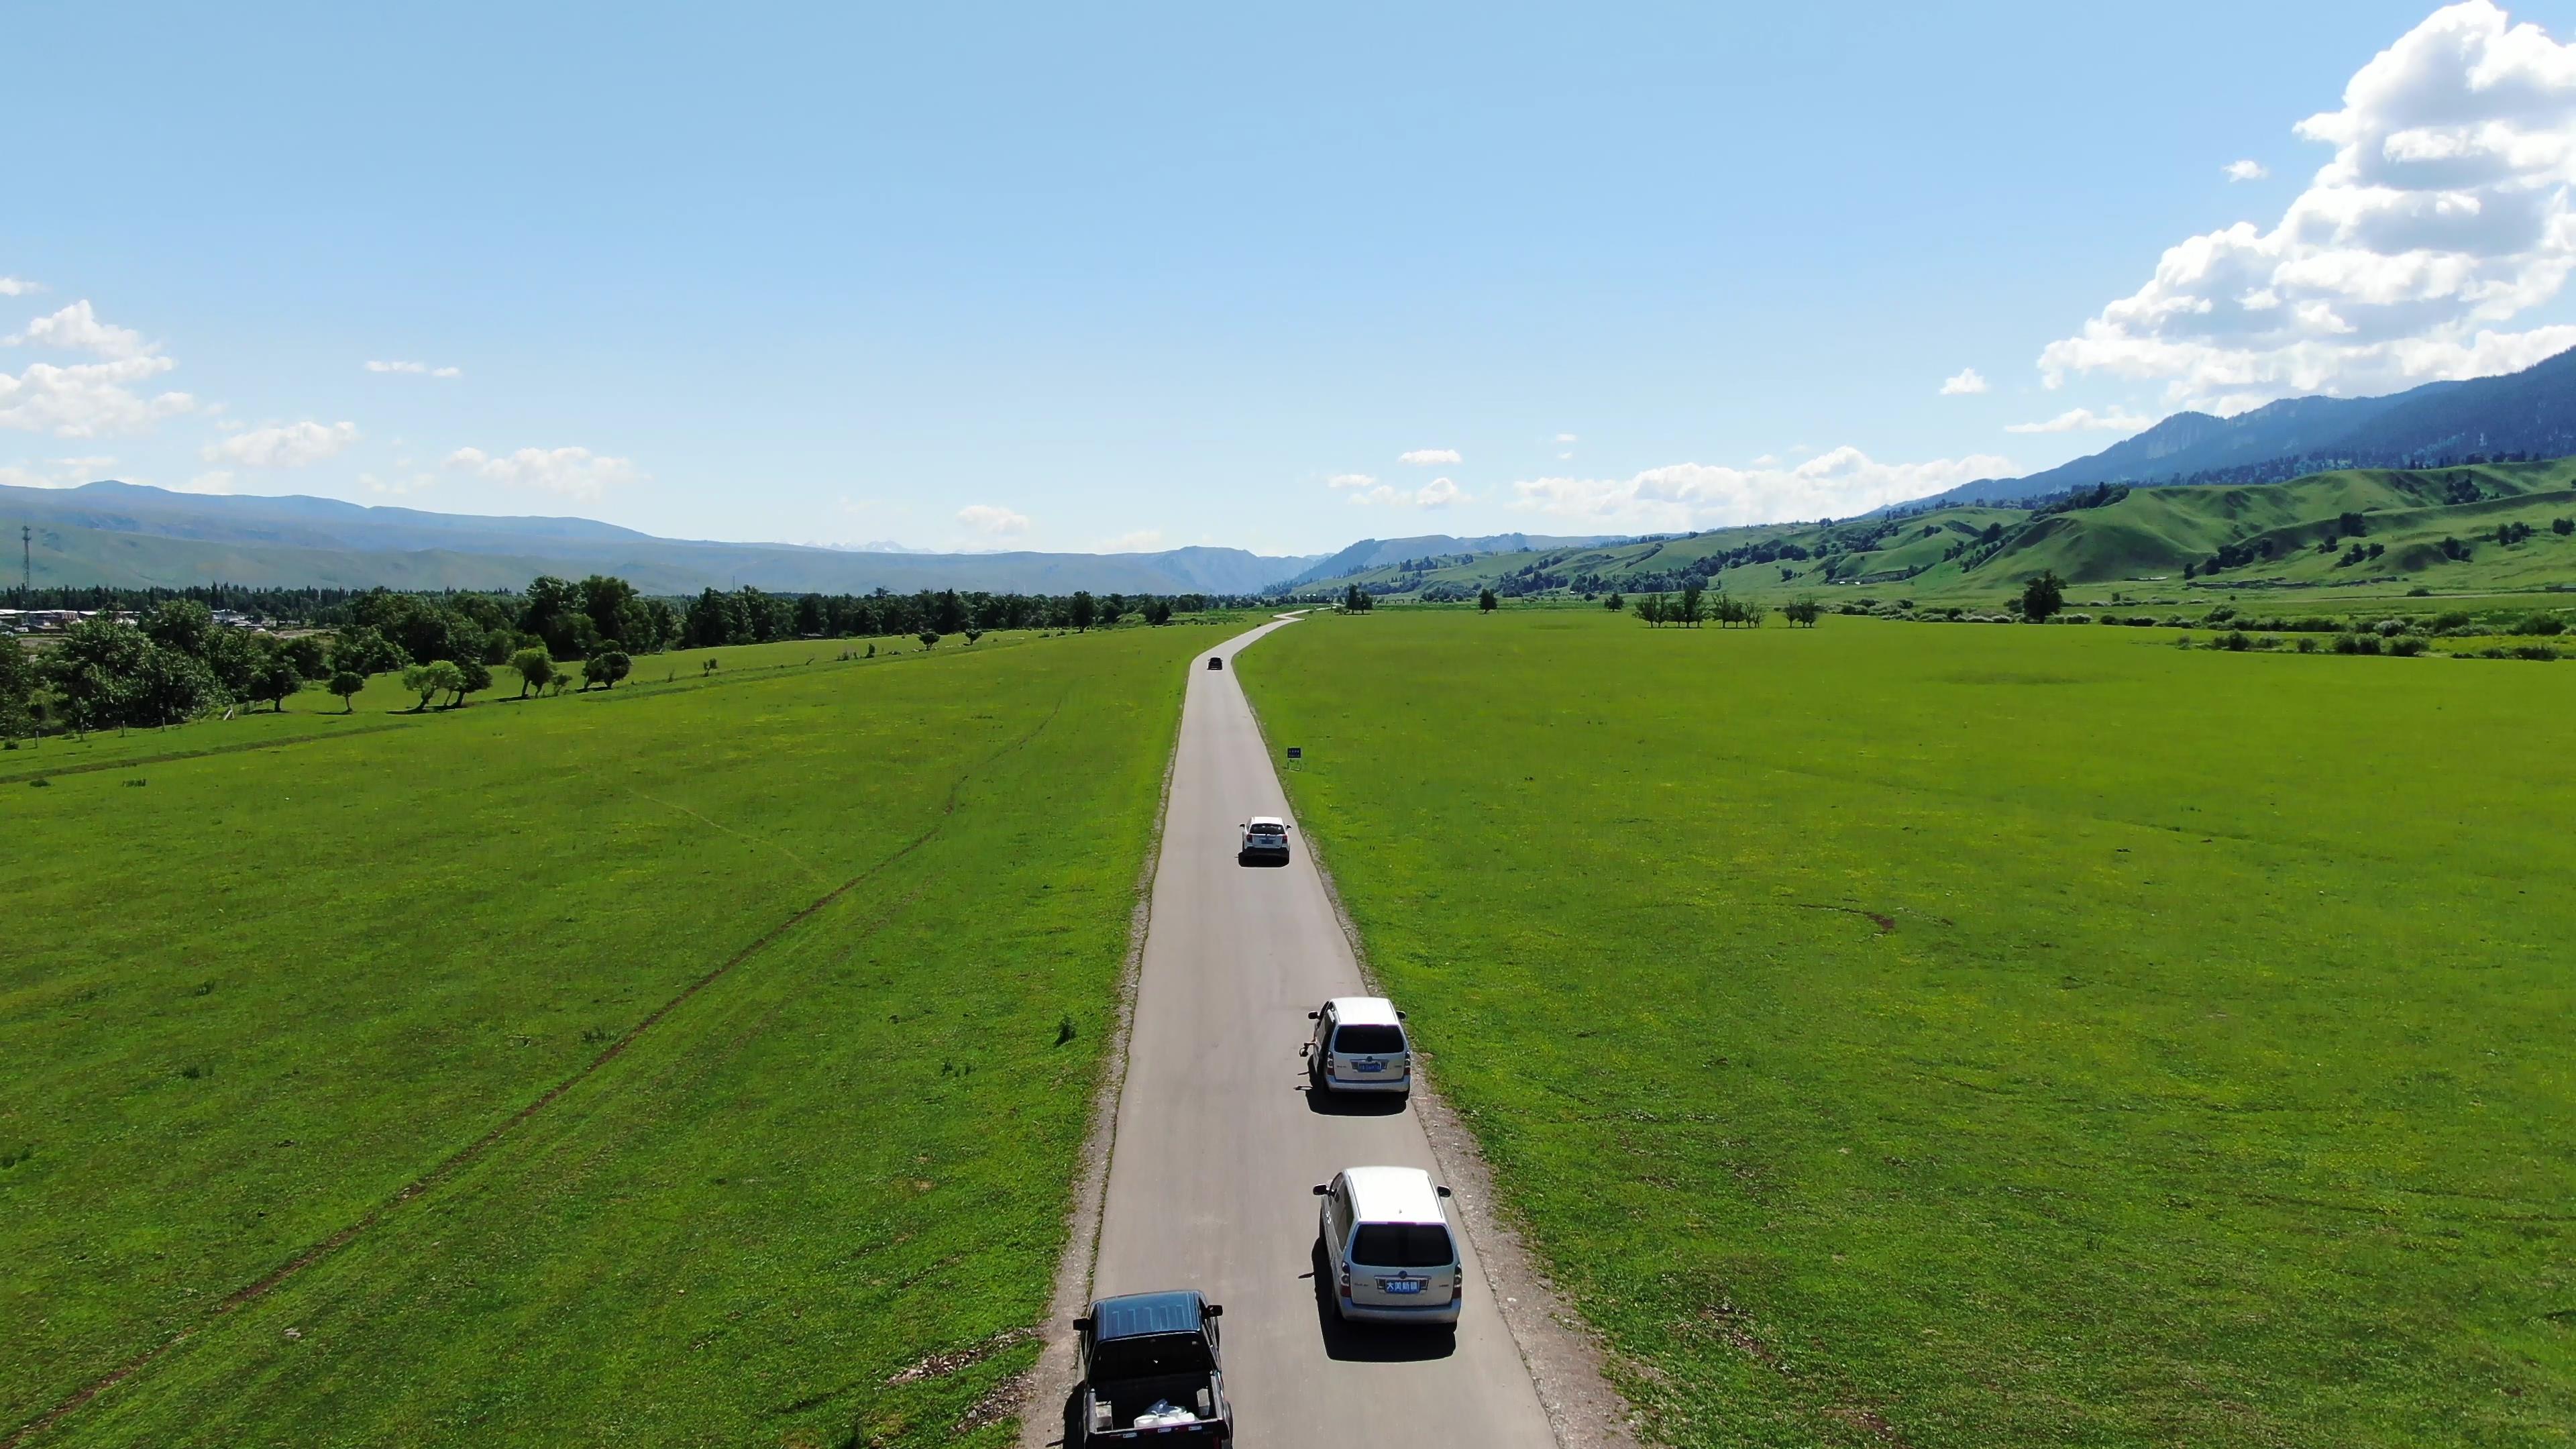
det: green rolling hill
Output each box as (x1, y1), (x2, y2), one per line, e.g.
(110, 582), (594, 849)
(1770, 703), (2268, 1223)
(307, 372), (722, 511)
(1289, 459), (2576, 605)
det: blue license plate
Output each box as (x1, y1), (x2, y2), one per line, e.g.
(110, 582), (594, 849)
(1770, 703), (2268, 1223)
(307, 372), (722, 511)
(1381, 1279), (1424, 1294)
(1352, 1059), (1383, 1071)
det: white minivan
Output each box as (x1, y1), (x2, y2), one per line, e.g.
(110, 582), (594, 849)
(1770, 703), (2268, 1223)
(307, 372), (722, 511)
(1303, 997), (1410, 1096)
(1312, 1166), (1462, 1325)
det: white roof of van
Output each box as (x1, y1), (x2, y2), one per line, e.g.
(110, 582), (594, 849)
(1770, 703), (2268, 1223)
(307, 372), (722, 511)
(1248, 814), (1287, 828)
(1328, 996), (1400, 1028)
(1342, 1165), (1444, 1224)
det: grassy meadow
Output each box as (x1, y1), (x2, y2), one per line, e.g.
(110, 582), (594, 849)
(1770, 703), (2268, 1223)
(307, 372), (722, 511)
(3, 623), (1213, 1447)
(1238, 608), (2573, 1448)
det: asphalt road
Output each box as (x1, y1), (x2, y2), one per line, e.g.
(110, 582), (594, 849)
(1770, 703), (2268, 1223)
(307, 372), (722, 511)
(1087, 616), (1557, 1446)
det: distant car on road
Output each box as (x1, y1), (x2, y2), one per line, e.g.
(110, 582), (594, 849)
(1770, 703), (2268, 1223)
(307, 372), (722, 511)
(1073, 1290), (1233, 1444)
(1207, 655), (1224, 670)
(1237, 815), (1291, 864)
(1313, 1167), (1461, 1326)
(1304, 996), (1410, 1096)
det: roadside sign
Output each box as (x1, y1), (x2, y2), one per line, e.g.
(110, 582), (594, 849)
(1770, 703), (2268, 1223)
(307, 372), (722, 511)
(1286, 747), (1302, 759)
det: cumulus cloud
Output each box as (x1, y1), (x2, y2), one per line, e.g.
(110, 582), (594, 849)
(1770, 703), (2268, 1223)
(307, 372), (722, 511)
(0, 357), (196, 437)
(176, 470), (239, 495)
(446, 445), (641, 502)
(1939, 366), (1990, 395)
(2043, 1), (2576, 411)
(2224, 159), (2271, 182)
(1398, 448), (1462, 466)
(0, 299), (197, 437)
(1555, 433), (1578, 443)
(0, 277), (38, 297)
(7, 301), (151, 360)
(1509, 447), (2015, 531)
(0, 454), (117, 489)
(1327, 472), (1378, 490)
(2005, 407), (2156, 434)
(364, 360), (462, 378)
(203, 420), (360, 468)
(1414, 476), (1468, 507)
(957, 503), (1031, 537)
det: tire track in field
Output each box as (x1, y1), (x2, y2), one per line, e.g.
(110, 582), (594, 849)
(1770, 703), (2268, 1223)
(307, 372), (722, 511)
(5, 696), (1069, 1447)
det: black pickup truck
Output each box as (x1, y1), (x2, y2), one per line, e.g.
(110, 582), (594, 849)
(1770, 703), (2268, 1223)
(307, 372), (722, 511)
(1073, 1290), (1234, 1444)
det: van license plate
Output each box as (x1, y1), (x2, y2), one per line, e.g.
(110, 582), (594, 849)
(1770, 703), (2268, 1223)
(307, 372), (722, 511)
(1381, 1279), (1423, 1294)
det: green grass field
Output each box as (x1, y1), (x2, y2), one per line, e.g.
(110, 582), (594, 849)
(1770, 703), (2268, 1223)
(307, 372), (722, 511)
(1239, 608), (2573, 1448)
(3, 624), (1212, 1448)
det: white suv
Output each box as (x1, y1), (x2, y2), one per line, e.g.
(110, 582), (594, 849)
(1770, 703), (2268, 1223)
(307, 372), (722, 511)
(1304, 996), (1410, 1096)
(1312, 1166), (1462, 1326)
(1237, 816), (1291, 864)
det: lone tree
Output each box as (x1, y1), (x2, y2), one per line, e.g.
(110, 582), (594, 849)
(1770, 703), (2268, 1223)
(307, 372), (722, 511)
(1478, 587), (1498, 614)
(451, 658), (492, 706)
(1603, 592), (1623, 612)
(248, 648), (303, 712)
(508, 646), (555, 698)
(2021, 570), (2068, 623)
(1069, 592), (1097, 632)
(329, 669), (366, 713)
(402, 659), (463, 711)
(1781, 594), (1823, 628)
(582, 651), (633, 690)
(917, 630), (941, 651)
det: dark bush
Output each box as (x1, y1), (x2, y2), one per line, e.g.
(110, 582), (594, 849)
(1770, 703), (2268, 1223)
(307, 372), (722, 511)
(2388, 636), (2429, 656)
(2512, 614), (2567, 636)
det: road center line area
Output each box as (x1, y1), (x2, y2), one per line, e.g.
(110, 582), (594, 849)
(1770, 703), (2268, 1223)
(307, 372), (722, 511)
(1056, 616), (1558, 1446)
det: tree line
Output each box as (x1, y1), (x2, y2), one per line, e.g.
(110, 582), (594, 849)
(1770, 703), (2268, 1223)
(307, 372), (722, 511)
(0, 574), (1232, 737)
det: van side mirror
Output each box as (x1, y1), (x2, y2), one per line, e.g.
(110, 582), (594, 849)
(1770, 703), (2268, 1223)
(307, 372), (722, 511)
(1306, 1010), (1319, 1019)
(1204, 1304), (1223, 1318)
(1396, 1010), (1407, 1021)
(1311, 1184), (1328, 1195)
(1435, 1185), (1453, 1198)
(1073, 1316), (1093, 1331)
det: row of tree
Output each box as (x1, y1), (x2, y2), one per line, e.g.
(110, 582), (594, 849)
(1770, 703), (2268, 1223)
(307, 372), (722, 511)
(1, 575), (1228, 735)
(1619, 584), (1822, 628)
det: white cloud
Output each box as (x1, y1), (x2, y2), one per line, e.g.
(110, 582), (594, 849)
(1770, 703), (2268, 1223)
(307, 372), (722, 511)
(446, 445), (641, 502)
(1510, 447), (2015, 531)
(1342, 474), (1479, 508)
(0, 277), (40, 297)
(7, 301), (151, 360)
(360, 470), (437, 496)
(2224, 159), (2271, 182)
(1939, 366), (1990, 395)
(0, 356), (196, 437)
(203, 419), (360, 468)
(0, 455), (117, 489)
(1555, 433), (1578, 443)
(1099, 529), (1167, 552)
(956, 503), (1031, 537)
(176, 470), (238, 495)
(2005, 407), (2156, 434)
(364, 360), (462, 378)
(0, 299), (196, 437)
(1326, 472), (1378, 490)
(1415, 476), (1468, 507)
(2043, 2), (2576, 410)
(1397, 447), (1462, 465)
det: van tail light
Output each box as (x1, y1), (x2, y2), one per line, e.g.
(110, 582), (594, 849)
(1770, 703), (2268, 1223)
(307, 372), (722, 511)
(1338, 1268), (1351, 1295)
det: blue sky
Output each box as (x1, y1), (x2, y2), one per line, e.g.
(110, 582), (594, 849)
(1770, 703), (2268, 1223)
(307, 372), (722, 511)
(9, 1), (2576, 556)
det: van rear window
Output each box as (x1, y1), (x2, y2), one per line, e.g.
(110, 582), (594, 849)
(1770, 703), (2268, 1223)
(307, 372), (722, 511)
(1332, 1024), (1405, 1055)
(1350, 1224), (1453, 1268)
(1249, 823), (1285, 835)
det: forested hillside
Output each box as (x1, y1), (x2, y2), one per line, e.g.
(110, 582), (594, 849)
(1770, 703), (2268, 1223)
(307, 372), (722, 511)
(1289, 460), (2576, 604)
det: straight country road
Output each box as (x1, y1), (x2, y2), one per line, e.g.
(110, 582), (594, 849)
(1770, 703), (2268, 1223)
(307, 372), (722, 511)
(1080, 615), (1558, 1445)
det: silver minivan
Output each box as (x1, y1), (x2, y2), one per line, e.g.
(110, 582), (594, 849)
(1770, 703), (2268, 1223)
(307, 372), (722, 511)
(1312, 1166), (1462, 1325)
(1303, 996), (1410, 1095)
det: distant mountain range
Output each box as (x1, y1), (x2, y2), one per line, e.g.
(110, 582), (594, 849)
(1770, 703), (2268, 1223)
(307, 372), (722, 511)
(1910, 345), (2576, 508)
(1280, 533), (1625, 589)
(2, 483), (1604, 597)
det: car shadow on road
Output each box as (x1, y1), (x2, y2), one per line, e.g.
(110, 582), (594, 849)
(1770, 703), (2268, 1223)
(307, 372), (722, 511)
(1305, 1240), (1458, 1362)
(1299, 1080), (1407, 1117)
(1234, 855), (1291, 868)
